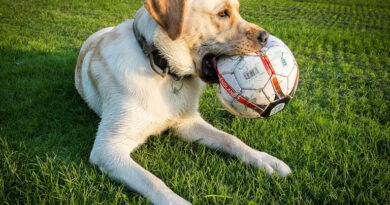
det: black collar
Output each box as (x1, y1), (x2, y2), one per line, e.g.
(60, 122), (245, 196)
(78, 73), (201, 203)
(132, 21), (191, 81)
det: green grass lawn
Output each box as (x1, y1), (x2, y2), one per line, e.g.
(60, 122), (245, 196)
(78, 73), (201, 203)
(1, 0), (389, 204)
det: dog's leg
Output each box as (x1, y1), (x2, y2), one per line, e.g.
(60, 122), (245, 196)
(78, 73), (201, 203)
(89, 108), (191, 205)
(174, 114), (292, 177)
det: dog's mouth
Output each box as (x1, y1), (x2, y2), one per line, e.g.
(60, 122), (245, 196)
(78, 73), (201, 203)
(199, 54), (219, 84)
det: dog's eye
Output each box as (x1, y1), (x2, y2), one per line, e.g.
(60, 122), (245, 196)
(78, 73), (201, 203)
(218, 9), (230, 18)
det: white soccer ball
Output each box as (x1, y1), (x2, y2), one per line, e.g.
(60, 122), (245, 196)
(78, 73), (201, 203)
(216, 35), (299, 118)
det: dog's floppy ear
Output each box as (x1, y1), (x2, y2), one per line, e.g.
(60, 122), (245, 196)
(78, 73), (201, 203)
(144, 0), (186, 40)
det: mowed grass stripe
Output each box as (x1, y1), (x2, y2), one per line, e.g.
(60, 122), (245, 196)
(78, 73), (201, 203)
(1, 0), (389, 204)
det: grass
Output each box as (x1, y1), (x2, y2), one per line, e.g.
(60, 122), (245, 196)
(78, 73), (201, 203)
(0, 0), (389, 204)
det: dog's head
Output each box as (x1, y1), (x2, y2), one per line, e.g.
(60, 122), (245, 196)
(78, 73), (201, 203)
(140, 0), (269, 83)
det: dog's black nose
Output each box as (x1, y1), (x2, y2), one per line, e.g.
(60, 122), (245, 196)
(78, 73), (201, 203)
(258, 30), (269, 45)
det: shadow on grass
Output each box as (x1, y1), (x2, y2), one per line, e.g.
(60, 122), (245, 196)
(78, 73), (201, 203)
(0, 46), (100, 162)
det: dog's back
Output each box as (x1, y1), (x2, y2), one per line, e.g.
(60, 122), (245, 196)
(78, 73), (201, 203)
(75, 26), (114, 116)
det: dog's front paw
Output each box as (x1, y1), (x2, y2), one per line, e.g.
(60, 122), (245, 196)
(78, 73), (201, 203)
(251, 150), (292, 177)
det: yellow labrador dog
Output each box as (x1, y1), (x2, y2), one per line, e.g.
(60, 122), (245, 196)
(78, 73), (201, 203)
(75, 0), (291, 204)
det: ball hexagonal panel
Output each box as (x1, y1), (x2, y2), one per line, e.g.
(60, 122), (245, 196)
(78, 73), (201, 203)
(233, 55), (269, 90)
(217, 55), (241, 75)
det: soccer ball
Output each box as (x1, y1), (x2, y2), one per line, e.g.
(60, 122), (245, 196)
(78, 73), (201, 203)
(216, 35), (299, 118)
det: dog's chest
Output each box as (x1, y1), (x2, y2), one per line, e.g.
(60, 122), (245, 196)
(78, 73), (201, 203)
(146, 77), (204, 118)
